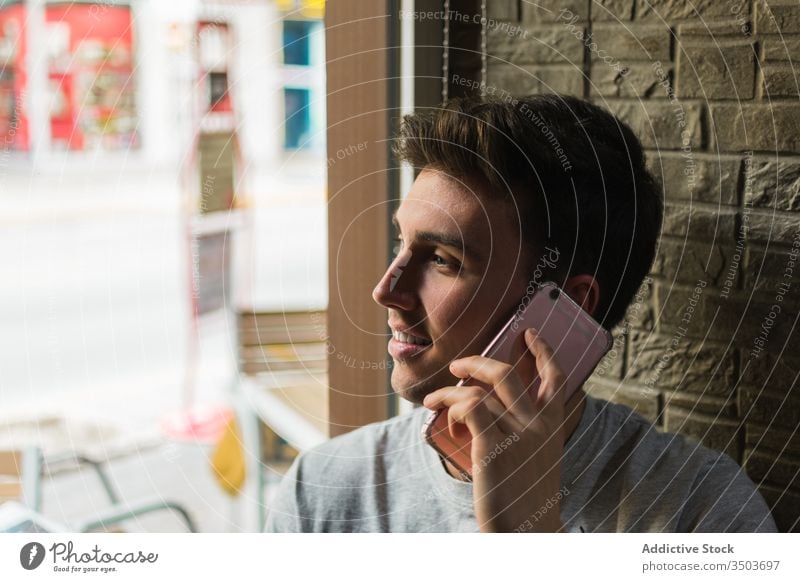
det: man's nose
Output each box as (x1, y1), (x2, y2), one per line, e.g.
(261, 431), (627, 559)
(372, 248), (417, 310)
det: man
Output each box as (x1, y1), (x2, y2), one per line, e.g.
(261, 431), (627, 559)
(264, 95), (776, 532)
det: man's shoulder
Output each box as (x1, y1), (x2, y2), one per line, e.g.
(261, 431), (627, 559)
(586, 395), (723, 467)
(582, 396), (776, 531)
(294, 406), (427, 476)
(581, 395), (749, 502)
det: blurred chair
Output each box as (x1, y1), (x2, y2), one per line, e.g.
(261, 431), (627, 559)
(234, 309), (329, 530)
(1, 447), (197, 532)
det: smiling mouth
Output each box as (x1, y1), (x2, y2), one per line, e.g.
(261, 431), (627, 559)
(391, 330), (432, 346)
(388, 328), (433, 361)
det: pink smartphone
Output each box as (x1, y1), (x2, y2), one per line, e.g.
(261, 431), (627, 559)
(421, 281), (612, 478)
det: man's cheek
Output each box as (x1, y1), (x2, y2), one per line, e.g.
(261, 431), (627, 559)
(423, 293), (468, 337)
(436, 324), (489, 363)
(423, 282), (465, 311)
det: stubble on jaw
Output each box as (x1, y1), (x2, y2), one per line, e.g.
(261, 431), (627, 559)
(391, 362), (456, 405)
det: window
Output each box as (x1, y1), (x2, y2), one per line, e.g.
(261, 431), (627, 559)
(208, 71), (230, 110)
(277, 17), (322, 152)
(282, 20), (314, 66)
(284, 87), (311, 149)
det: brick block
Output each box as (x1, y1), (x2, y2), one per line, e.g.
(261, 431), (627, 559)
(636, 0), (749, 21)
(709, 104), (800, 152)
(740, 349), (800, 394)
(740, 299), (797, 359)
(677, 42), (755, 99)
(646, 152), (739, 205)
(739, 385), (800, 430)
(742, 245), (800, 303)
(664, 405), (741, 459)
(654, 238), (740, 289)
(763, 64), (800, 98)
(746, 422), (800, 458)
(744, 158), (800, 212)
(523, 0), (588, 25)
(583, 378), (662, 423)
(485, 64), (584, 96)
(487, 25), (585, 65)
(605, 101), (703, 150)
(651, 280), (705, 331)
(654, 280), (792, 344)
(759, 484), (800, 531)
(487, 0), (519, 21)
(763, 37), (800, 60)
(745, 211), (800, 246)
(681, 285), (795, 349)
(756, 0), (800, 34)
(627, 329), (737, 396)
(592, 0), (635, 21)
(679, 20), (753, 38)
(744, 449), (800, 489)
(661, 204), (737, 242)
(591, 24), (672, 62)
(718, 238), (745, 299)
(663, 391), (738, 417)
(591, 63), (672, 98)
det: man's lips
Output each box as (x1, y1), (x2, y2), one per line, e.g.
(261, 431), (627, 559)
(388, 323), (432, 359)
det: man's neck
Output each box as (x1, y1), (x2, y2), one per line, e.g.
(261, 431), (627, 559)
(441, 390), (587, 482)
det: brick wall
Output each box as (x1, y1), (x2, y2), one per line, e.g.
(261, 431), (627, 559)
(446, 0), (800, 531)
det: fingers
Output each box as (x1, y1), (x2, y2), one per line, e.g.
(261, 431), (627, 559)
(423, 386), (520, 436)
(524, 328), (567, 411)
(445, 393), (507, 440)
(426, 327), (568, 438)
(448, 356), (537, 417)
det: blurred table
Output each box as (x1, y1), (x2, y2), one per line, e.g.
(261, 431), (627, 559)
(236, 309), (328, 450)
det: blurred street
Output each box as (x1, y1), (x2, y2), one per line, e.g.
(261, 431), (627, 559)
(0, 0), (327, 532)
(0, 159), (325, 531)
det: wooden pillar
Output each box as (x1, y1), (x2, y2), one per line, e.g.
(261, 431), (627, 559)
(325, 1), (394, 436)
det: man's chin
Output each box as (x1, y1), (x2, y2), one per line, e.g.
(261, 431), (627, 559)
(394, 383), (433, 406)
(391, 367), (452, 405)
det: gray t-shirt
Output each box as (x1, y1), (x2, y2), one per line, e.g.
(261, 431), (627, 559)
(264, 395), (776, 532)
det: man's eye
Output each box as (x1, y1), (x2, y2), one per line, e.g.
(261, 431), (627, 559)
(392, 237), (404, 256)
(431, 254), (462, 273)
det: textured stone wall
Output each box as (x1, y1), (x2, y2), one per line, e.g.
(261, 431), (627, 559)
(447, 0), (800, 531)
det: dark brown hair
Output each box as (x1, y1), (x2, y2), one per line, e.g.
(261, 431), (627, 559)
(394, 94), (662, 330)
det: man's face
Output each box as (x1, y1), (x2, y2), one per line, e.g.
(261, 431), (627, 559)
(372, 167), (531, 404)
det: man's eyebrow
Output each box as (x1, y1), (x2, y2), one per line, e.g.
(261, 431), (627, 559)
(392, 211), (484, 260)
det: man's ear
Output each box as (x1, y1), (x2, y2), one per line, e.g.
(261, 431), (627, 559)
(563, 275), (601, 318)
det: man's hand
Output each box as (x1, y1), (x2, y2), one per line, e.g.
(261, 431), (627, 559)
(422, 328), (568, 532)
